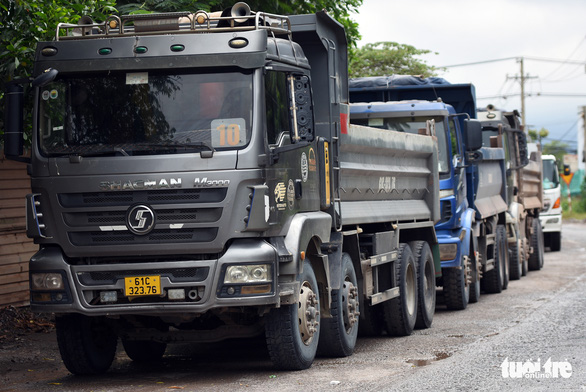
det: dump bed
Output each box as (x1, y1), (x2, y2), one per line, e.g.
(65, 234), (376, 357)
(338, 124), (440, 226)
(349, 76), (477, 120)
(468, 147), (508, 219)
(520, 151), (544, 210)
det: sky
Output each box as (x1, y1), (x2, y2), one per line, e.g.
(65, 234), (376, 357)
(351, 0), (586, 165)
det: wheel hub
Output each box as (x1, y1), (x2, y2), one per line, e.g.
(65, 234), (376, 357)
(342, 281), (360, 332)
(298, 282), (319, 345)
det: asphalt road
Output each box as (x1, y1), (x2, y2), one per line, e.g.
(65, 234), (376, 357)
(1, 222), (585, 392)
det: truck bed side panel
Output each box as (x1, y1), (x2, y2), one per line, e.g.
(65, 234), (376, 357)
(339, 124), (439, 225)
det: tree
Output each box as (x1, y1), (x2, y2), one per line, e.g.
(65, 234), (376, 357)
(349, 41), (442, 78)
(0, 0), (117, 146)
(528, 127), (549, 148)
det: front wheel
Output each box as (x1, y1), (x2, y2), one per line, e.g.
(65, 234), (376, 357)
(55, 314), (117, 375)
(509, 235), (523, 281)
(528, 219), (545, 271)
(318, 253), (359, 357)
(265, 259), (320, 370)
(468, 236), (481, 304)
(482, 225), (507, 294)
(383, 243), (418, 336)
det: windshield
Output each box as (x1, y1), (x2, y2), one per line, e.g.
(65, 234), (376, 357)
(542, 159), (560, 189)
(352, 116), (450, 174)
(38, 69), (253, 157)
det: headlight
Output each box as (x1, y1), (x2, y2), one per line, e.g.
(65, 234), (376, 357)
(224, 265), (272, 284)
(439, 189), (455, 199)
(439, 244), (458, 261)
(31, 273), (64, 290)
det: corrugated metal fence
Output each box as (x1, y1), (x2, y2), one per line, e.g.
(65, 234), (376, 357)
(0, 156), (35, 307)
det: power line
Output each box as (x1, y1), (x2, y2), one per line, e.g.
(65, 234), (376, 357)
(477, 92), (586, 100)
(541, 35), (586, 80)
(441, 55), (586, 69)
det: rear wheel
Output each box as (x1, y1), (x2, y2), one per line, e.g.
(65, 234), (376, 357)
(528, 219), (545, 271)
(55, 314), (117, 375)
(265, 259), (320, 370)
(383, 243), (417, 336)
(318, 253), (359, 357)
(410, 241), (435, 329)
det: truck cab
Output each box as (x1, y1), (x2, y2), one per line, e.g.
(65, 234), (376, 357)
(540, 154), (562, 251)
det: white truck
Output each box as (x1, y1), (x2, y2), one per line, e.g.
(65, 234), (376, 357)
(540, 155), (562, 251)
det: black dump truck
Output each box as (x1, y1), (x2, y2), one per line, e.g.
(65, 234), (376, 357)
(4, 3), (441, 373)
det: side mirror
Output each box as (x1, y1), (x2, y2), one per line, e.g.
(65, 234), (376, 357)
(32, 68), (58, 88)
(464, 119), (482, 151)
(3, 82), (25, 158)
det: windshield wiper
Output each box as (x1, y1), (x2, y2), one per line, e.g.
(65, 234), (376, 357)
(134, 142), (216, 157)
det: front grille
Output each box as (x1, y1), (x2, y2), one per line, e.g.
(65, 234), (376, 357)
(69, 228), (218, 246)
(59, 188), (227, 208)
(440, 200), (453, 224)
(63, 208), (222, 227)
(78, 267), (209, 285)
(58, 188), (226, 248)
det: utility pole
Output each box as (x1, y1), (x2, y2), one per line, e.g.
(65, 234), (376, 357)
(506, 57), (538, 130)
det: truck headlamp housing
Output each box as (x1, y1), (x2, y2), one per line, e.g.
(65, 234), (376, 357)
(224, 264), (272, 284)
(439, 244), (458, 261)
(31, 272), (64, 290)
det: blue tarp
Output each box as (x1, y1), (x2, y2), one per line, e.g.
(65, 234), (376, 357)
(349, 75), (451, 90)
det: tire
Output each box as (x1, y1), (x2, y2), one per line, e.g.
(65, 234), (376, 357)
(265, 259), (320, 370)
(468, 236), (481, 304)
(410, 241), (435, 329)
(482, 225), (507, 294)
(501, 226), (510, 290)
(55, 314), (117, 375)
(550, 231), (561, 252)
(383, 243), (417, 337)
(528, 219), (545, 271)
(122, 339), (167, 362)
(443, 266), (469, 311)
(509, 236), (523, 281)
(318, 253), (359, 357)
(521, 238), (529, 277)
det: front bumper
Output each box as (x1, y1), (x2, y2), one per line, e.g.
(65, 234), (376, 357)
(539, 214), (562, 234)
(29, 239), (279, 315)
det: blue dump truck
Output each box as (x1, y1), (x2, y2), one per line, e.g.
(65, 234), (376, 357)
(4, 5), (441, 373)
(349, 76), (512, 310)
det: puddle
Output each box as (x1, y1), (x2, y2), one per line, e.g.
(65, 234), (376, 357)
(406, 351), (451, 367)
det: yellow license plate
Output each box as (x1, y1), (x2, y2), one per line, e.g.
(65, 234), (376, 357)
(125, 276), (161, 297)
